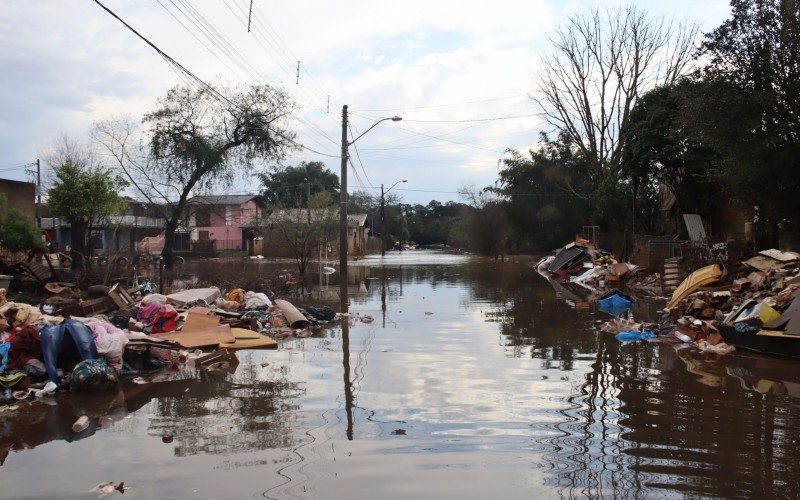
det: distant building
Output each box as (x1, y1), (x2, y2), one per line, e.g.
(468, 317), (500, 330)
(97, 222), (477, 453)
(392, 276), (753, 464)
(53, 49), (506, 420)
(187, 194), (264, 252)
(0, 178), (36, 219)
(41, 198), (168, 256)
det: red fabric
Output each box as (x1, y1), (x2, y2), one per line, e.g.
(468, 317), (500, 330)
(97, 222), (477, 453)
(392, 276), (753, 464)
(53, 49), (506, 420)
(7, 325), (41, 370)
(151, 310), (179, 334)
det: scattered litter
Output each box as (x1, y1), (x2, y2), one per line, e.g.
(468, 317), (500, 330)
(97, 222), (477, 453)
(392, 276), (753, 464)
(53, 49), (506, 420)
(697, 341), (736, 355)
(72, 415), (90, 433)
(89, 481), (125, 497)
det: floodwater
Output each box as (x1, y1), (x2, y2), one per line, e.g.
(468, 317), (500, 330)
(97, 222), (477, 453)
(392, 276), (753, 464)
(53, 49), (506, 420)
(3, 250), (800, 498)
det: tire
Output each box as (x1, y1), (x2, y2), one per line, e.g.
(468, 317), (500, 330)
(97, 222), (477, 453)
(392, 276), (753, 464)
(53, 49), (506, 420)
(115, 256), (129, 266)
(174, 256), (185, 266)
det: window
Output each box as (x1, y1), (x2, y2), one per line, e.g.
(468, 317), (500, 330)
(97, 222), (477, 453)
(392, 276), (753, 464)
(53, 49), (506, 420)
(195, 206), (211, 226)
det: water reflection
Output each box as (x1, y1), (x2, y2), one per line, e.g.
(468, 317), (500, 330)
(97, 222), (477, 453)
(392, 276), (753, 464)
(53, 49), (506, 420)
(129, 366), (304, 457)
(4, 251), (800, 499)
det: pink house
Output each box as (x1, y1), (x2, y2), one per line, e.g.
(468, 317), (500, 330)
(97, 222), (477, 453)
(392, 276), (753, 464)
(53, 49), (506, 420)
(188, 195), (263, 251)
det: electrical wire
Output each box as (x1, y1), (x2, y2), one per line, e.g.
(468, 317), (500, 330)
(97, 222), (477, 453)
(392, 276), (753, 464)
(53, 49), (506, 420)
(92, 0), (335, 162)
(401, 112), (538, 123)
(348, 124), (374, 188)
(164, 0), (339, 147)
(352, 94), (528, 112)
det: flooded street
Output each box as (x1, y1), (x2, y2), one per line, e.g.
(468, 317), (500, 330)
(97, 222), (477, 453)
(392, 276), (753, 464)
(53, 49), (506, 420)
(3, 250), (800, 498)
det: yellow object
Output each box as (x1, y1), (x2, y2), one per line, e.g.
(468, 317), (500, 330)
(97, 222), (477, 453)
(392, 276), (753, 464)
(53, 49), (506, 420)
(758, 303), (781, 325)
(667, 264), (724, 309)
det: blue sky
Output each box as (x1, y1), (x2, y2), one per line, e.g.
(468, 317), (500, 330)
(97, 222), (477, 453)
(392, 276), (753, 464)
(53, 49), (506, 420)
(0, 0), (731, 204)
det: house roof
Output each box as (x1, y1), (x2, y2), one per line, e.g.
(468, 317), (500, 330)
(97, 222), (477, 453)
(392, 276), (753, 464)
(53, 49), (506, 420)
(189, 194), (259, 206)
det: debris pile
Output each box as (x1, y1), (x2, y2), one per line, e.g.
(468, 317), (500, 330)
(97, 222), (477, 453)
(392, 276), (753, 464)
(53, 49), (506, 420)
(0, 282), (342, 408)
(537, 238), (643, 294)
(597, 249), (800, 358)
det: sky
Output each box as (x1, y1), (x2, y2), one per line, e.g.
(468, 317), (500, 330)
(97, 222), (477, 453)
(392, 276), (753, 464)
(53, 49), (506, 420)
(0, 0), (731, 205)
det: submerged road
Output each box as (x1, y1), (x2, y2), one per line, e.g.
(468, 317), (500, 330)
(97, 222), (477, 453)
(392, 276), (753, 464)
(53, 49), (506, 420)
(2, 250), (799, 498)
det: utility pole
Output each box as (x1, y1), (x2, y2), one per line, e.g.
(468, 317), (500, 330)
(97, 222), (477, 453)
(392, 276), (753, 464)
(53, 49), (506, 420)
(36, 158), (41, 228)
(339, 105), (349, 313)
(339, 111), (401, 312)
(380, 183), (386, 257)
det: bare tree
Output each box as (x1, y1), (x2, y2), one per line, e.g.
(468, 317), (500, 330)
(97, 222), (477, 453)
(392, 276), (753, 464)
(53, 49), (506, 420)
(535, 7), (698, 185)
(94, 82), (297, 268)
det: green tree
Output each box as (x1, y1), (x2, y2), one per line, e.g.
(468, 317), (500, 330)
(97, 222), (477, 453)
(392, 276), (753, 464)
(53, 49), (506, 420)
(457, 189), (511, 257)
(258, 161), (340, 210)
(0, 193), (42, 254)
(405, 201), (468, 246)
(47, 160), (127, 269)
(620, 80), (717, 229)
(697, 0), (800, 241)
(491, 138), (593, 251)
(96, 82), (297, 268)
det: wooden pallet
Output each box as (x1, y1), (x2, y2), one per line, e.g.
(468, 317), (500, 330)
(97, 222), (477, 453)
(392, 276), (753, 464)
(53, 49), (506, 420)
(663, 257), (686, 293)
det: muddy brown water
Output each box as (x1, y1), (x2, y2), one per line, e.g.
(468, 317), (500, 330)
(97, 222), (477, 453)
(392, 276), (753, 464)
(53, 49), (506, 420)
(2, 250), (800, 498)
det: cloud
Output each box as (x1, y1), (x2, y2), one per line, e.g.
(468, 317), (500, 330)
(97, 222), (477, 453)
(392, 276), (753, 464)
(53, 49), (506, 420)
(0, 0), (730, 202)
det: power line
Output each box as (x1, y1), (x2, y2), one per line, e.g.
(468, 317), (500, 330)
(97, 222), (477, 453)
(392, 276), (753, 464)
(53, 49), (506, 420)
(91, 0), (334, 162)
(360, 186), (583, 197)
(249, 1), (330, 103)
(160, 0), (339, 148)
(0, 163), (35, 173)
(352, 94), (528, 113)
(154, 0), (255, 82)
(402, 112), (539, 123)
(348, 124), (374, 188)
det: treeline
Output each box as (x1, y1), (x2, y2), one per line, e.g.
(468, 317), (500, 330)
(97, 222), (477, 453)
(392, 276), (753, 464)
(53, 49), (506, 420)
(458, 1), (800, 254)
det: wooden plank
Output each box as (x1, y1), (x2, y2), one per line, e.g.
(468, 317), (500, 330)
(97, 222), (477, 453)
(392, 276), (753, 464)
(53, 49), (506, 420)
(151, 325), (234, 348)
(182, 307), (221, 331)
(219, 337), (277, 350)
(757, 329), (800, 338)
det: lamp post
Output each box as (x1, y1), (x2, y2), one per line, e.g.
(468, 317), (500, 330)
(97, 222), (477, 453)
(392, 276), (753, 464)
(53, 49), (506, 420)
(339, 105), (401, 313)
(381, 179), (407, 257)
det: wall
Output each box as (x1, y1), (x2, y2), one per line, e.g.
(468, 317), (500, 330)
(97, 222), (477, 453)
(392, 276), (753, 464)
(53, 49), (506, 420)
(0, 178), (36, 218)
(191, 201), (261, 251)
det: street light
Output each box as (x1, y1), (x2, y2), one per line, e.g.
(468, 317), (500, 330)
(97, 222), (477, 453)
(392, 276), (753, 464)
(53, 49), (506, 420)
(381, 179), (407, 256)
(339, 105), (402, 313)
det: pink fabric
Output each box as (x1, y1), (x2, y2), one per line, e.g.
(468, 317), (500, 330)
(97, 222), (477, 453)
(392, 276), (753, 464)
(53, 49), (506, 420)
(88, 321), (129, 373)
(137, 303), (167, 324)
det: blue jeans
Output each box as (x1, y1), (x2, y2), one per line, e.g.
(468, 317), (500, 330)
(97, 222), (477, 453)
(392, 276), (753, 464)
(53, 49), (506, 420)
(38, 320), (98, 384)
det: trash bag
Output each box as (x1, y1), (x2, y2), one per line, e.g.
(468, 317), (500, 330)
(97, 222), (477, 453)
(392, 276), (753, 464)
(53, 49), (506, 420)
(305, 306), (336, 322)
(598, 292), (633, 317)
(615, 331), (655, 342)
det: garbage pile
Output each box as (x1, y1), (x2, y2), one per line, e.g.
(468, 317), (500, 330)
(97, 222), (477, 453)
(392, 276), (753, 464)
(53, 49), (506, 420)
(0, 283), (341, 407)
(537, 238), (642, 293)
(597, 249), (800, 358)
